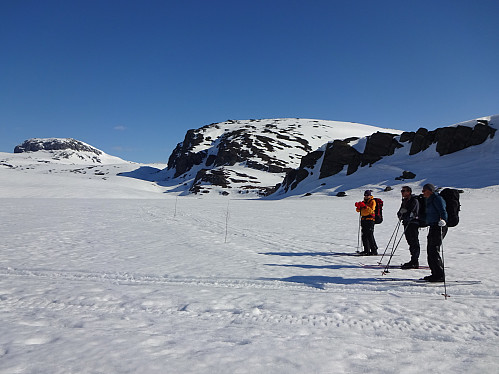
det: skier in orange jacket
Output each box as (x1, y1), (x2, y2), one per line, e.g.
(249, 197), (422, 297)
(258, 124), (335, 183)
(355, 190), (378, 256)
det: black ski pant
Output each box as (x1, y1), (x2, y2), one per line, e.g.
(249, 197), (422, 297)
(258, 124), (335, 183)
(403, 222), (420, 264)
(427, 225), (448, 278)
(361, 220), (378, 254)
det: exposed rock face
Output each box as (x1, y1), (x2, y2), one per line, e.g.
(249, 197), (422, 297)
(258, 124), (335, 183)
(319, 139), (361, 179)
(167, 120), (311, 180)
(166, 119), (313, 195)
(281, 132), (402, 191)
(280, 119), (496, 193)
(190, 169), (230, 194)
(400, 120), (496, 156)
(12, 138), (126, 165)
(167, 129), (206, 178)
(361, 132), (403, 166)
(14, 138), (103, 155)
(166, 116), (496, 196)
(165, 119), (390, 195)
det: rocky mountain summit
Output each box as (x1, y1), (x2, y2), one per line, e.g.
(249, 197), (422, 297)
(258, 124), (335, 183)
(7, 115), (497, 198)
(12, 138), (127, 164)
(15, 138), (102, 155)
(164, 118), (398, 195)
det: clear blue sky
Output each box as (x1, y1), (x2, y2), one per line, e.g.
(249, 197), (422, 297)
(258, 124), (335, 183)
(1, 0), (498, 163)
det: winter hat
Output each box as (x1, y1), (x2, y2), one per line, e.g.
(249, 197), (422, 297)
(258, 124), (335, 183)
(364, 189), (373, 196)
(422, 183), (436, 193)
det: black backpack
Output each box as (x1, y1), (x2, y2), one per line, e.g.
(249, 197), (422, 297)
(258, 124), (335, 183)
(373, 198), (383, 224)
(439, 188), (461, 227)
(416, 194), (427, 227)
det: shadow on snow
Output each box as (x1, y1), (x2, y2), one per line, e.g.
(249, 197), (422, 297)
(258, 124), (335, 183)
(265, 263), (358, 270)
(259, 250), (395, 289)
(260, 275), (381, 290)
(259, 251), (360, 257)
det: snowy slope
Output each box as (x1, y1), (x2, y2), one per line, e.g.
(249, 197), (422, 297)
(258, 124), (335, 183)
(13, 138), (128, 165)
(0, 139), (167, 198)
(274, 115), (499, 197)
(0, 120), (498, 373)
(164, 118), (402, 196)
(4, 116), (497, 200)
(0, 193), (497, 373)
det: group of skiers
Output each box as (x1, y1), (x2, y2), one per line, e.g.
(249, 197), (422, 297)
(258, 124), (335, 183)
(355, 184), (448, 282)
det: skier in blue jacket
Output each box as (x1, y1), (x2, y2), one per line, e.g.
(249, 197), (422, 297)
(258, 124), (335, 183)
(398, 186), (421, 269)
(422, 183), (448, 282)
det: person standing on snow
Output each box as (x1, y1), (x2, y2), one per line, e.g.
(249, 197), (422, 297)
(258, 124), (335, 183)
(397, 186), (421, 269)
(421, 183), (448, 282)
(355, 190), (378, 256)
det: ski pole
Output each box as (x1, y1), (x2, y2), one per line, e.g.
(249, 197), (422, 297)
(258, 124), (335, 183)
(378, 219), (402, 264)
(382, 223), (410, 275)
(380, 220), (402, 266)
(356, 212), (362, 253)
(441, 227), (449, 299)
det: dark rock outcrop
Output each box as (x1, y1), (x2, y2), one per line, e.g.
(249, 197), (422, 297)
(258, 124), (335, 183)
(435, 123), (496, 155)
(406, 128), (436, 155)
(281, 131), (402, 191)
(167, 123), (298, 180)
(361, 132), (403, 166)
(395, 171), (416, 180)
(280, 119), (496, 193)
(190, 169), (230, 194)
(402, 120), (496, 156)
(281, 168), (311, 192)
(167, 130), (207, 177)
(165, 119), (357, 194)
(14, 138), (102, 155)
(319, 139), (361, 179)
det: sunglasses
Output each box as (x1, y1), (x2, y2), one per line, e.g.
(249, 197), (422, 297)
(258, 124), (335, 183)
(401, 189), (409, 192)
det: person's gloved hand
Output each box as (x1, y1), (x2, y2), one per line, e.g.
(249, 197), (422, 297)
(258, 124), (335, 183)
(438, 219), (447, 227)
(355, 201), (366, 209)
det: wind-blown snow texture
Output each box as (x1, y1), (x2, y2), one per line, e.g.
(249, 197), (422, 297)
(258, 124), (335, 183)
(0, 117), (498, 373)
(0, 196), (497, 373)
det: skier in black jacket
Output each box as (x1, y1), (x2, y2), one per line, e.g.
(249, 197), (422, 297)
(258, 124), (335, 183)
(397, 186), (420, 269)
(421, 183), (448, 282)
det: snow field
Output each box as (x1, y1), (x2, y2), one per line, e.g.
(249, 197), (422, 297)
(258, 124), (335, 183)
(0, 191), (497, 373)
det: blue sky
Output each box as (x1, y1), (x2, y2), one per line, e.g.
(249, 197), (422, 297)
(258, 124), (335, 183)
(1, 0), (498, 163)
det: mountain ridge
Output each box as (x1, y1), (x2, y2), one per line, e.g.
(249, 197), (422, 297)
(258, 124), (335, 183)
(2, 115), (498, 198)
(163, 118), (402, 196)
(275, 115), (498, 197)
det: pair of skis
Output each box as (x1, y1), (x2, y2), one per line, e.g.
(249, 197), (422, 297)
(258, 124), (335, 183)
(367, 220), (453, 298)
(359, 263), (430, 270)
(359, 262), (480, 299)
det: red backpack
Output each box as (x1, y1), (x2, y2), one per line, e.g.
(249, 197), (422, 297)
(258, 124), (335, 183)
(373, 198), (383, 224)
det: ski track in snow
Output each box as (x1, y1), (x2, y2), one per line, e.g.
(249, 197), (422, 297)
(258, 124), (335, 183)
(1, 270), (499, 344)
(0, 196), (498, 373)
(1, 266), (498, 343)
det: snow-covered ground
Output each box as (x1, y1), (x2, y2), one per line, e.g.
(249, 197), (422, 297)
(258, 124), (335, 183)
(0, 150), (167, 199)
(1, 119), (497, 373)
(1, 188), (497, 373)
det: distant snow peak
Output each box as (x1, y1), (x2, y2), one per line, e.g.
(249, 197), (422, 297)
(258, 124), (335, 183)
(13, 138), (127, 165)
(15, 138), (102, 155)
